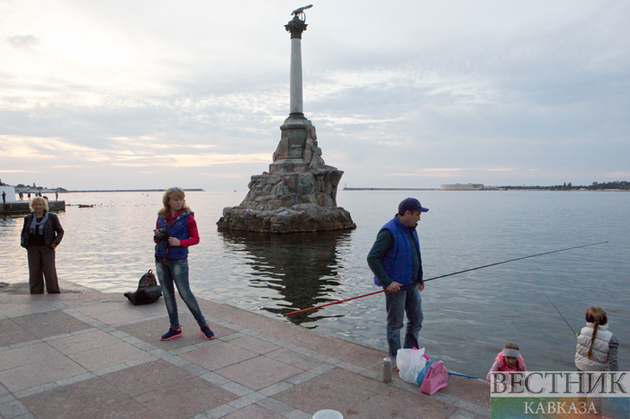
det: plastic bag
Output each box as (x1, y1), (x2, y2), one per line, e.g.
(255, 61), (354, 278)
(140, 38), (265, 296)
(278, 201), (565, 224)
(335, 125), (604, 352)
(397, 348), (428, 384)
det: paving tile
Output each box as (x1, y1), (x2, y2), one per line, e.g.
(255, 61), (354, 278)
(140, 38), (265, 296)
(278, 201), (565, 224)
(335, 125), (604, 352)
(0, 343), (62, 372)
(265, 348), (324, 371)
(0, 356), (87, 392)
(255, 397), (295, 415)
(118, 316), (237, 351)
(347, 385), (458, 418)
(13, 383), (58, 399)
(227, 392), (266, 409)
(194, 404), (236, 419)
(440, 374), (491, 407)
(222, 404), (285, 419)
(66, 340), (148, 371)
(10, 311), (92, 339)
(282, 331), (385, 370)
(215, 355), (302, 391)
(272, 367), (388, 415)
(227, 336), (281, 354)
(21, 376), (160, 419)
(284, 410), (312, 419)
(74, 301), (140, 316)
(179, 342), (258, 371)
(135, 375), (238, 419)
(46, 330), (120, 354)
(220, 382), (254, 397)
(0, 302), (55, 318)
(0, 398), (30, 418)
(101, 359), (196, 397)
(259, 381), (294, 397)
(0, 319), (38, 347)
(286, 363), (335, 385)
(83, 303), (165, 325)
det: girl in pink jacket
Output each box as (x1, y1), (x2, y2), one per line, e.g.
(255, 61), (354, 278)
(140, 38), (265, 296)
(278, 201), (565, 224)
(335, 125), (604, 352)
(487, 342), (527, 382)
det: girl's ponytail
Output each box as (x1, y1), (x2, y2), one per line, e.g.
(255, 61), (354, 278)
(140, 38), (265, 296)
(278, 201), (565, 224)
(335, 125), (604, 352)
(585, 306), (607, 360)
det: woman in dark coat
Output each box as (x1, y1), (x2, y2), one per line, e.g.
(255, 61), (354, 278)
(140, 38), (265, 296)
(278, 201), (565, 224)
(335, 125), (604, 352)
(20, 197), (64, 294)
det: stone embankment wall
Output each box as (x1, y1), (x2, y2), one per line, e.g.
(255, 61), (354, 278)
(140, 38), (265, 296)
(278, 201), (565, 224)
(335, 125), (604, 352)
(1, 201), (65, 216)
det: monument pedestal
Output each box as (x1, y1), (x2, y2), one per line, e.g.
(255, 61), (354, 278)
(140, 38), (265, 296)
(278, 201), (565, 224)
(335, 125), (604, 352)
(216, 166), (356, 233)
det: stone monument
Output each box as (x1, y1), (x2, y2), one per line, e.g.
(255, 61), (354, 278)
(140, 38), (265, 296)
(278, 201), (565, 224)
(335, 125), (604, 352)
(217, 5), (356, 233)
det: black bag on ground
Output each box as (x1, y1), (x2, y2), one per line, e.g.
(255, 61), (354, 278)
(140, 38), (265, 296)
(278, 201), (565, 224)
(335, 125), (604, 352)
(124, 269), (162, 305)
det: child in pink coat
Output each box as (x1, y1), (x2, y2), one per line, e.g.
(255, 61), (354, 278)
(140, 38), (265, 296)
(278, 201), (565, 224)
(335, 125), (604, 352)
(487, 342), (527, 382)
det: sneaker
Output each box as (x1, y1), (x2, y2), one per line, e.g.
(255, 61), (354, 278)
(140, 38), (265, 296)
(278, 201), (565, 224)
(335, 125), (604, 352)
(161, 327), (182, 341)
(200, 325), (215, 340)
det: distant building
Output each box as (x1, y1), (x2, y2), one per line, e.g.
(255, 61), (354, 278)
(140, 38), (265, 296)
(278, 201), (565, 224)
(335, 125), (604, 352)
(440, 183), (484, 190)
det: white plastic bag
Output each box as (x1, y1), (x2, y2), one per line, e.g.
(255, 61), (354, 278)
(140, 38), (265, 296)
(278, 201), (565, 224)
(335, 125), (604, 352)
(397, 348), (428, 384)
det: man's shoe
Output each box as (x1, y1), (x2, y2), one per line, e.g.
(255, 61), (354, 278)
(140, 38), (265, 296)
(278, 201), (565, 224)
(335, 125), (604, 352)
(200, 325), (215, 340)
(161, 327), (182, 341)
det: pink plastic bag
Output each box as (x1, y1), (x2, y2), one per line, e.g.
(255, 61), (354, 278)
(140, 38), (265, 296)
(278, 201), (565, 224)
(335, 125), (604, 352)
(420, 360), (448, 395)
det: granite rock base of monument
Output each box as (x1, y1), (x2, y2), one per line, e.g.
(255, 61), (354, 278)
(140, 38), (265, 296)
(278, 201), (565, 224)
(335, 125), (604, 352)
(217, 204), (356, 233)
(217, 167), (356, 233)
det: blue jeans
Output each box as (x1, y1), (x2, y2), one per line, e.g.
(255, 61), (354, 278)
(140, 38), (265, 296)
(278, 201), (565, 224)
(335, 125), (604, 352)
(385, 285), (423, 358)
(155, 258), (207, 329)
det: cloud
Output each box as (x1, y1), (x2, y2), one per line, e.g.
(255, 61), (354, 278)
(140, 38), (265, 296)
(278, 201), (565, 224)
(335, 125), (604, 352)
(0, 135), (270, 170)
(388, 168), (520, 178)
(6, 35), (41, 51)
(0, 1), (629, 190)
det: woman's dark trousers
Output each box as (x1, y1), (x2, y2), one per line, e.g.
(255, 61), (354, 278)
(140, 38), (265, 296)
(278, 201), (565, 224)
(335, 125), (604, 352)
(27, 246), (60, 294)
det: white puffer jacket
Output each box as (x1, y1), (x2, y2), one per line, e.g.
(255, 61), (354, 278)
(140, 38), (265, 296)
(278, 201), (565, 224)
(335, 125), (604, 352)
(575, 323), (613, 371)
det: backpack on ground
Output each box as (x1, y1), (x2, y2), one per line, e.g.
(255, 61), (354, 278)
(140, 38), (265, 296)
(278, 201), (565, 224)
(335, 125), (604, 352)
(124, 269), (162, 305)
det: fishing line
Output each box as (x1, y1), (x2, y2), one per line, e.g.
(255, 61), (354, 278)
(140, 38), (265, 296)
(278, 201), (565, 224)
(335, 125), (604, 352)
(285, 241), (608, 317)
(537, 285), (578, 336)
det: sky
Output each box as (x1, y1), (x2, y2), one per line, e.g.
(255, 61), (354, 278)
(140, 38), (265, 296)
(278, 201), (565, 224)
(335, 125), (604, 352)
(1, 0), (629, 190)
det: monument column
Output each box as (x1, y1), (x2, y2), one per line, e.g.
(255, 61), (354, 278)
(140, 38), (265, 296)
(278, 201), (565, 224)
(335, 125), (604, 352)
(271, 6), (313, 174)
(286, 14), (307, 118)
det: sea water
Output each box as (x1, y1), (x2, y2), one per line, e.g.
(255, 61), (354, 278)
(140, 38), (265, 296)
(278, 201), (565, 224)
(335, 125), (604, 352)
(1, 189), (628, 379)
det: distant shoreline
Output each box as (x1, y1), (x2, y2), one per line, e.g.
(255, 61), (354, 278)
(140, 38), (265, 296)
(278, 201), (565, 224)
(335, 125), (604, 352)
(343, 187), (629, 192)
(343, 188), (439, 191)
(65, 189), (205, 193)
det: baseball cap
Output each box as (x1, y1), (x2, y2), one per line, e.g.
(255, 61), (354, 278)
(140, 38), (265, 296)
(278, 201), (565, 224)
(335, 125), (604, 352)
(398, 197), (429, 213)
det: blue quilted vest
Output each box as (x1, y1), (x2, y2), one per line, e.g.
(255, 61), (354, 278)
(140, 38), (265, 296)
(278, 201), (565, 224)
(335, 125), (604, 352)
(155, 211), (193, 260)
(373, 216), (420, 288)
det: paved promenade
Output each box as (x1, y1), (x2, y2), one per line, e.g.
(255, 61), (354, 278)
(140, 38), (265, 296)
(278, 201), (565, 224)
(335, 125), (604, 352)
(0, 283), (490, 419)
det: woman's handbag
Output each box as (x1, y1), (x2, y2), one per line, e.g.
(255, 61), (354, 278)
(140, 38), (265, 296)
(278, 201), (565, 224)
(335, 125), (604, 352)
(124, 270), (162, 305)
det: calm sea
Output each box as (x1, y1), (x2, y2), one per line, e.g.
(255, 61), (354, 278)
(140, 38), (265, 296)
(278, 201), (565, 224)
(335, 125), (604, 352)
(1, 190), (628, 379)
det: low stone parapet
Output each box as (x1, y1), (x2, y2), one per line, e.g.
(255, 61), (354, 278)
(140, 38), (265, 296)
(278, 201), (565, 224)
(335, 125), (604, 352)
(0, 200), (65, 216)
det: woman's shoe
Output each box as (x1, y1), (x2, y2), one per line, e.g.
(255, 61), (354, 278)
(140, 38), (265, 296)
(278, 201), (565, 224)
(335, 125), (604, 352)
(200, 325), (215, 340)
(161, 326), (182, 341)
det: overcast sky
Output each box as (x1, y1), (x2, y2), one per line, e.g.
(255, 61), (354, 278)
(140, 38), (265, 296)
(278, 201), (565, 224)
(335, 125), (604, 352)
(1, 0), (629, 190)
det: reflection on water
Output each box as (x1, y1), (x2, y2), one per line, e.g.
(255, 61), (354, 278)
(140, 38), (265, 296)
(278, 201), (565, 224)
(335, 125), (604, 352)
(219, 230), (353, 326)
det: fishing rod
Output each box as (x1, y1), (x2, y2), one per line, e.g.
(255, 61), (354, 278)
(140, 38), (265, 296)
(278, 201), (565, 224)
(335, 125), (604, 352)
(284, 241), (608, 317)
(447, 371), (478, 379)
(537, 286), (578, 336)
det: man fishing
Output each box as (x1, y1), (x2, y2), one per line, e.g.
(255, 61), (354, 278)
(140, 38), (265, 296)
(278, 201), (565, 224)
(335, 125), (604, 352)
(367, 197), (428, 363)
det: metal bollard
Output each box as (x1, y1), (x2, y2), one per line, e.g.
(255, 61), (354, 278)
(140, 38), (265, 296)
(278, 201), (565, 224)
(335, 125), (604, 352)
(383, 357), (392, 383)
